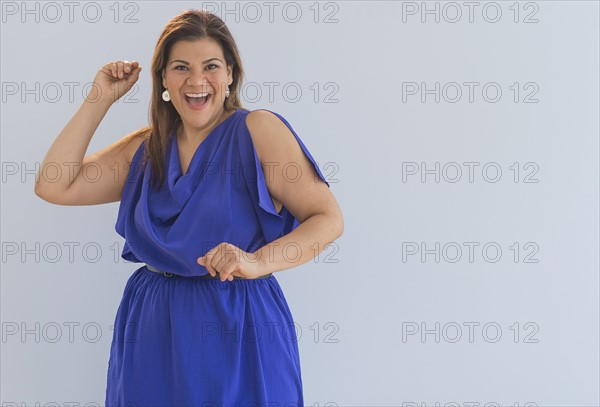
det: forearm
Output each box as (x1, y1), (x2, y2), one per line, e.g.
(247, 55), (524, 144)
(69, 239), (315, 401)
(253, 212), (343, 276)
(34, 99), (112, 196)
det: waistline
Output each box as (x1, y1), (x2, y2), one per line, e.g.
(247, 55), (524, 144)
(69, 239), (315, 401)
(145, 264), (272, 280)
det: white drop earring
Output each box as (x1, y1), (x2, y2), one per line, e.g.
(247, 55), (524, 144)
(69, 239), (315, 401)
(162, 90), (171, 102)
(225, 86), (230, 98)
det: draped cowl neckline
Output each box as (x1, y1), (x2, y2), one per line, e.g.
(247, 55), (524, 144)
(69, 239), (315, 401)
(168, 108), (241, 191)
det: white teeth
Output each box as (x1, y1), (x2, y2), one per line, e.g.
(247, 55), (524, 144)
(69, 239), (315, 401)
(185, 92), (209, 98)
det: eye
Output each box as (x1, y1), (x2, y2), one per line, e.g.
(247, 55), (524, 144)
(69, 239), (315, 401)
(206, 64), (218, 70)
(174, 65), (188, 71)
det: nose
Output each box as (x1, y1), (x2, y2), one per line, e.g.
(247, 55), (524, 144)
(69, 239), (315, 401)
(186, 69), (208, 88)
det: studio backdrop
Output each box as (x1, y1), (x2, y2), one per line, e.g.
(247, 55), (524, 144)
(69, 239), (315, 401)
(1, 1), (598, 406)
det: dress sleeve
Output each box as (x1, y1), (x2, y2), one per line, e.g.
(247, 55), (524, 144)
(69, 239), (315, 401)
(237, 109), (330, 243)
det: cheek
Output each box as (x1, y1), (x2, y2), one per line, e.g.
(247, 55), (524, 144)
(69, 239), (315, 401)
(166, 73), (185, 85)
(209, 72), (229, 84)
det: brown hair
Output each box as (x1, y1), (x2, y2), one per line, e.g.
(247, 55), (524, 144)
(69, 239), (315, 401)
(133, 9), (246, 191)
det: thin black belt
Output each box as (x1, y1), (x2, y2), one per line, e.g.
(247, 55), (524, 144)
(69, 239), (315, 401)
(145, 264), (272, 280)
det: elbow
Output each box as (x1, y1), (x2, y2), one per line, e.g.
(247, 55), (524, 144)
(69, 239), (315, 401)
(34, 183), (48, 201)
(323, 205), (344, 240)
(33, 184), (62, 205)
(34, 176), (49, 200)
(34, 182), (53, 203)
(335, 212), (344, 239)
(324, 208), (344, 240)
(34, 188), (53, 204)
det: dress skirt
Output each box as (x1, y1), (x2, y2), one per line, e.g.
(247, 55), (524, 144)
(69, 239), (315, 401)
(105, 265), (304, 407)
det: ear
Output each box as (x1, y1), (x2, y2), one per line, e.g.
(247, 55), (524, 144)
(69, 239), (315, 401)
(227, 64), (233, 86)
(161, 69), (167, 89)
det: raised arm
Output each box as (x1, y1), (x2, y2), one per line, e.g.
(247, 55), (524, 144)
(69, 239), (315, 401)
(34, 60), (144, 205)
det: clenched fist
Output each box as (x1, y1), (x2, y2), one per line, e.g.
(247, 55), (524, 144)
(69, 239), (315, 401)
(86, 60), (142, 106)
(197, 242), (264, 282)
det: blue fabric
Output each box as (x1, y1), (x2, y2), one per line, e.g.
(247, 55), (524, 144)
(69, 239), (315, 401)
(105, 108), (330, 406)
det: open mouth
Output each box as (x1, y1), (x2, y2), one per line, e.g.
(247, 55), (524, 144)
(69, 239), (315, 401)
(184, 92), (211, 109)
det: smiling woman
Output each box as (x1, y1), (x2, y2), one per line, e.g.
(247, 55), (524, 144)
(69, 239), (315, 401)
(161, 38), (234, 148)
(34, 7), (343, 407)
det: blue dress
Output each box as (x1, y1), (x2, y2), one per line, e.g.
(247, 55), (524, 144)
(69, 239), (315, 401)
(105, 108), (330, 406)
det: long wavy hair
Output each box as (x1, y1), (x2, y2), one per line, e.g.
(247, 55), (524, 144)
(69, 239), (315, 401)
(130, 9), (246, 191)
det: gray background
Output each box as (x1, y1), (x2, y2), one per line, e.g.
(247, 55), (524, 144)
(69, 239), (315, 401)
(1, 1), (598, 406)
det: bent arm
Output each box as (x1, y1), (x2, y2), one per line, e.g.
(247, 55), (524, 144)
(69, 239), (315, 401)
(245, 110), (344, 275)
(253, 210), (343, 275)
(34, 99), (112, 202)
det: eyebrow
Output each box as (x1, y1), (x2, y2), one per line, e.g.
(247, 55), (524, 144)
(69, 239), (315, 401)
(169, 58), (222, 66)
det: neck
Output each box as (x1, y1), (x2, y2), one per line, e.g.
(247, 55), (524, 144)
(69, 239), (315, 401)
(177, 108), (231, 144)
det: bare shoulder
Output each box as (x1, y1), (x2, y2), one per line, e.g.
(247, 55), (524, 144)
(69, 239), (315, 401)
(245, 109), (297, 157)
(245, 109), (285, 131)
(244, 109), (338, 225)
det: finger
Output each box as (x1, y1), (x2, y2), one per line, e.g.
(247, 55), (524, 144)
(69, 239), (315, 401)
(109, 62), (117, 78)
(216, 253), (234, 282)
(222, 262), (240, 281)
(220, 265), (233, 282)
(205, 254), (218, 277)
(214, 251), (231, 276)
(123, 60), (130, 74)
(204, 249), (220, 277)
(218, 258), (231, 282)
(126, 65), (142, 83)
(200, 253), (213, 276)
(222, 270), (234, 282)
(228, 266), (241, 281)
(117, 61), (124, 79)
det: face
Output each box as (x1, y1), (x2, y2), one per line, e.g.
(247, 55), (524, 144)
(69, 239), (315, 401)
(162, 38), (233, 137)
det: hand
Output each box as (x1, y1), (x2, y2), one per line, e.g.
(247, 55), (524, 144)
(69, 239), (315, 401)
(86, 60), (142, 106)
(197, 242), (262, 282)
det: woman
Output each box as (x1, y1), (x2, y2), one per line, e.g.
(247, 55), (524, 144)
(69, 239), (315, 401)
(34, 8), (343, 407)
